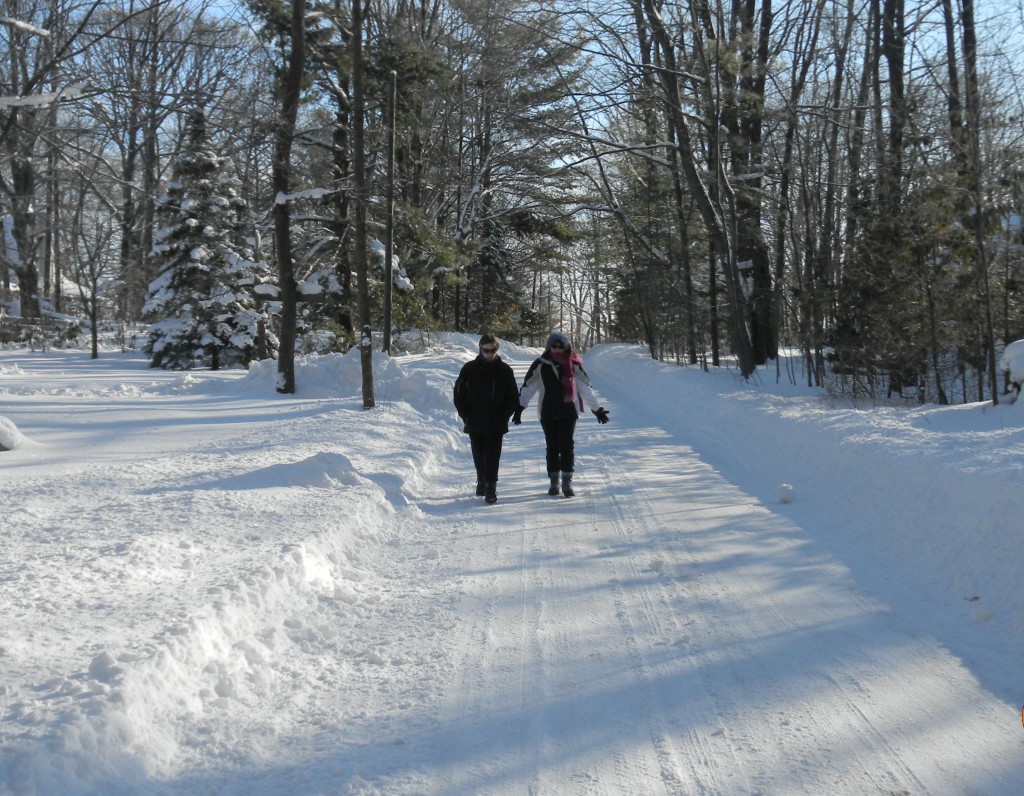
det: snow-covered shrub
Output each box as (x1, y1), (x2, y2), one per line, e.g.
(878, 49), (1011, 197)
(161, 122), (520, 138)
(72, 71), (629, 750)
(999, 339), (1024, 402)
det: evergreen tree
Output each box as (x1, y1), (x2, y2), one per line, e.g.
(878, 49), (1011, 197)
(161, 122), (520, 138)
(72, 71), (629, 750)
(142, 108), (267, 370)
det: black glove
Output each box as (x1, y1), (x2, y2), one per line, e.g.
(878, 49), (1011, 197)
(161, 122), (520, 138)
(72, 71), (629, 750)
(512, 406), (524, 425)
(593, 407), (609, 424)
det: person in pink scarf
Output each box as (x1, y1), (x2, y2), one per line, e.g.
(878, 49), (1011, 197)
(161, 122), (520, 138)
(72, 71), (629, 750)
(514, 332), (610, 497)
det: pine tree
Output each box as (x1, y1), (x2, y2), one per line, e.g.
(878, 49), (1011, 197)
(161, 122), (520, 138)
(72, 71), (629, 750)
(142, 108), (268, 370)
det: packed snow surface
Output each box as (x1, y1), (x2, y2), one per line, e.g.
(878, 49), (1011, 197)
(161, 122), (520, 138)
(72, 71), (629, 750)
(1, 334), (1022, 795)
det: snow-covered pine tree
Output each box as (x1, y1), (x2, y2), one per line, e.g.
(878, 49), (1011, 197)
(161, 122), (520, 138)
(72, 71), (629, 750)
(142, 107), (269, 370)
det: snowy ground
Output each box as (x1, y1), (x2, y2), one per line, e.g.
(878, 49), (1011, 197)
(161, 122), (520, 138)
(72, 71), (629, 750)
(1, 333), (1022, 795)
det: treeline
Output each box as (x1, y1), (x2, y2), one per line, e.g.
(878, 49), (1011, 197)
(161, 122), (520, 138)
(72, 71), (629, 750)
(2, 1), (1023, 403)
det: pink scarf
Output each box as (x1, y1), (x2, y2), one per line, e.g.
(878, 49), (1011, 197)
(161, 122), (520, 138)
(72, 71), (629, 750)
(549, 349), (582, 406)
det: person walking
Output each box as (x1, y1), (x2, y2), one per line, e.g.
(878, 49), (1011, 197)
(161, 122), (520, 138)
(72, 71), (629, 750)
(514, 332), (609, 497)
(454, 334), (520, 504)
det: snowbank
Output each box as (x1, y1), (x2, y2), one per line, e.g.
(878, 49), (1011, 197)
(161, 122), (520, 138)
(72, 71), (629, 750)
(587, 343), (1024, 694)
(1, 338), (1020, 794)
(0, 415), (25, 450)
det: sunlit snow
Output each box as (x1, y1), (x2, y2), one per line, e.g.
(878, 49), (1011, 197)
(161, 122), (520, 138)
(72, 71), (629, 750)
(1, 335), (1022, 794)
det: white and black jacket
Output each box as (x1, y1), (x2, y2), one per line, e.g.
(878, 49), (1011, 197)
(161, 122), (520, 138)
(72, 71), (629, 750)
(519, 353), (602, 421)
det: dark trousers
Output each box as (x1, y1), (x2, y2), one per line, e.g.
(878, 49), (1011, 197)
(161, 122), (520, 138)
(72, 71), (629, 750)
(540, 416), (576, 473)
(469, 432), (505, 483)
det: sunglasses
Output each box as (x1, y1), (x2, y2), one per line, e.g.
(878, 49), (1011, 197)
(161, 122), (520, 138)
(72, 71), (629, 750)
(550, 342), (565, 349)
(481, 346), (498, 354)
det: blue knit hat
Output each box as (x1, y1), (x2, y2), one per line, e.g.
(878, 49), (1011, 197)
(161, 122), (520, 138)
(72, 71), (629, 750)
(546, 332), (570, 350)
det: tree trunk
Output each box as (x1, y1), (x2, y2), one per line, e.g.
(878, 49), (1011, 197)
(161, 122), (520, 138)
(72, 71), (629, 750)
(272, 0), (306, 394)
(881, 0), (906, 217)
(961, 0), (999, 402)
(332, 97), (354, 336)
(728, 0), (775, 364)
(639, 0), (756, 376)
(352, 0), (376, 408)
(940, 0), (969, 195)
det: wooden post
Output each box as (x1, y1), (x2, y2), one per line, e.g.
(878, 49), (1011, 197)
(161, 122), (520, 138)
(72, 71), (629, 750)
(383, 70), (396, 355)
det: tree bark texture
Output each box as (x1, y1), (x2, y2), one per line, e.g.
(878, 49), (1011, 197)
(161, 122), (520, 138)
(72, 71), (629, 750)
(272, 0), (306, 394)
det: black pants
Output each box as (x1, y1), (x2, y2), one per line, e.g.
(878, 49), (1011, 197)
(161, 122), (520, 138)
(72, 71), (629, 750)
(541, 416), (576, 473)
(469, 432), (505, 483)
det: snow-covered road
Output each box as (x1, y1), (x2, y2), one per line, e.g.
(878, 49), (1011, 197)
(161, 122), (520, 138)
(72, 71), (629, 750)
(401, 403), (1017, 794)
(1, 337), (1021, 794)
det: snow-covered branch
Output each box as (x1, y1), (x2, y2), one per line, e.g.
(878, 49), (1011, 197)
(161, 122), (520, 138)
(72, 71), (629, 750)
(275, 187), (335, 205)
(0, 17), (50, 37)
(0, 82), (84, 109)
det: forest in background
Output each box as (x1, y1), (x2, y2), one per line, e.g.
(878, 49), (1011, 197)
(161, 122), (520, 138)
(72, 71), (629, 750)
(2, 0), (1024, 403)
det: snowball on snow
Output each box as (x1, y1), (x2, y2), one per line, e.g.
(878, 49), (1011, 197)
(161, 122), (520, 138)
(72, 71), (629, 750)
(776, 483), (795, 504)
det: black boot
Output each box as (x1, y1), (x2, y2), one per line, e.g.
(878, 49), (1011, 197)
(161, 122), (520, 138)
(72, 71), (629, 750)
(476, 479), (486, 496)
(484, 481), (498, 504)
(547, 472), (560, 496)
(561, 471), (575, 498)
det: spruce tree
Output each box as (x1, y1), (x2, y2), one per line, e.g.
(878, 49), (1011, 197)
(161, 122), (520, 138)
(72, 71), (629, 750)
(143, 108), (267, 370)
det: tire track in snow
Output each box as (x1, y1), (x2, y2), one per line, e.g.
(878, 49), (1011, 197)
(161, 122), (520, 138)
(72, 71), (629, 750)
(585, 429), (749, 796)
(585, 414), (919, 794)
(420, 411), (750, 794)
(586, 361), (1019, 795)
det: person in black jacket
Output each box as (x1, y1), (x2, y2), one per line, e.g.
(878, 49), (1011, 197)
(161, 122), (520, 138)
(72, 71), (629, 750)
(515, 332), (609, 497)
(453, 334), (520, 504)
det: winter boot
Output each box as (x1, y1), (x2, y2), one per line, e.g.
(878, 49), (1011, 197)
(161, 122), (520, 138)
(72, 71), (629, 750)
(476, 479), (486, 497)
(561, 471), (575, 498)
(547, 472), (560, 496)
(484, 481), (498, 504)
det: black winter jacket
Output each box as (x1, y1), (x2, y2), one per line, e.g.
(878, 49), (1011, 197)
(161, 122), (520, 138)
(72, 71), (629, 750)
(453, 355), (520, 435)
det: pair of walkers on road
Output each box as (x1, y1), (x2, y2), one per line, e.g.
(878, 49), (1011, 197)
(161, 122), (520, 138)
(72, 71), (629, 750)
(453, 332), (610, 504)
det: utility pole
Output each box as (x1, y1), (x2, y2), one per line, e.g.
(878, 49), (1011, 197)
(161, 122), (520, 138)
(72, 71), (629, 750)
(383, 70), (396, 355)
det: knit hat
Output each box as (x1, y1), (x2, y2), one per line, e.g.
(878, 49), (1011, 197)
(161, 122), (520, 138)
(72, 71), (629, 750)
(546, 332), (570, 350)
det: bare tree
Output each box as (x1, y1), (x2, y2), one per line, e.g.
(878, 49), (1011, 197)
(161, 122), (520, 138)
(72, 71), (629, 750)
(79, 0), (249, 322)
(0, 1), (110, 320)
